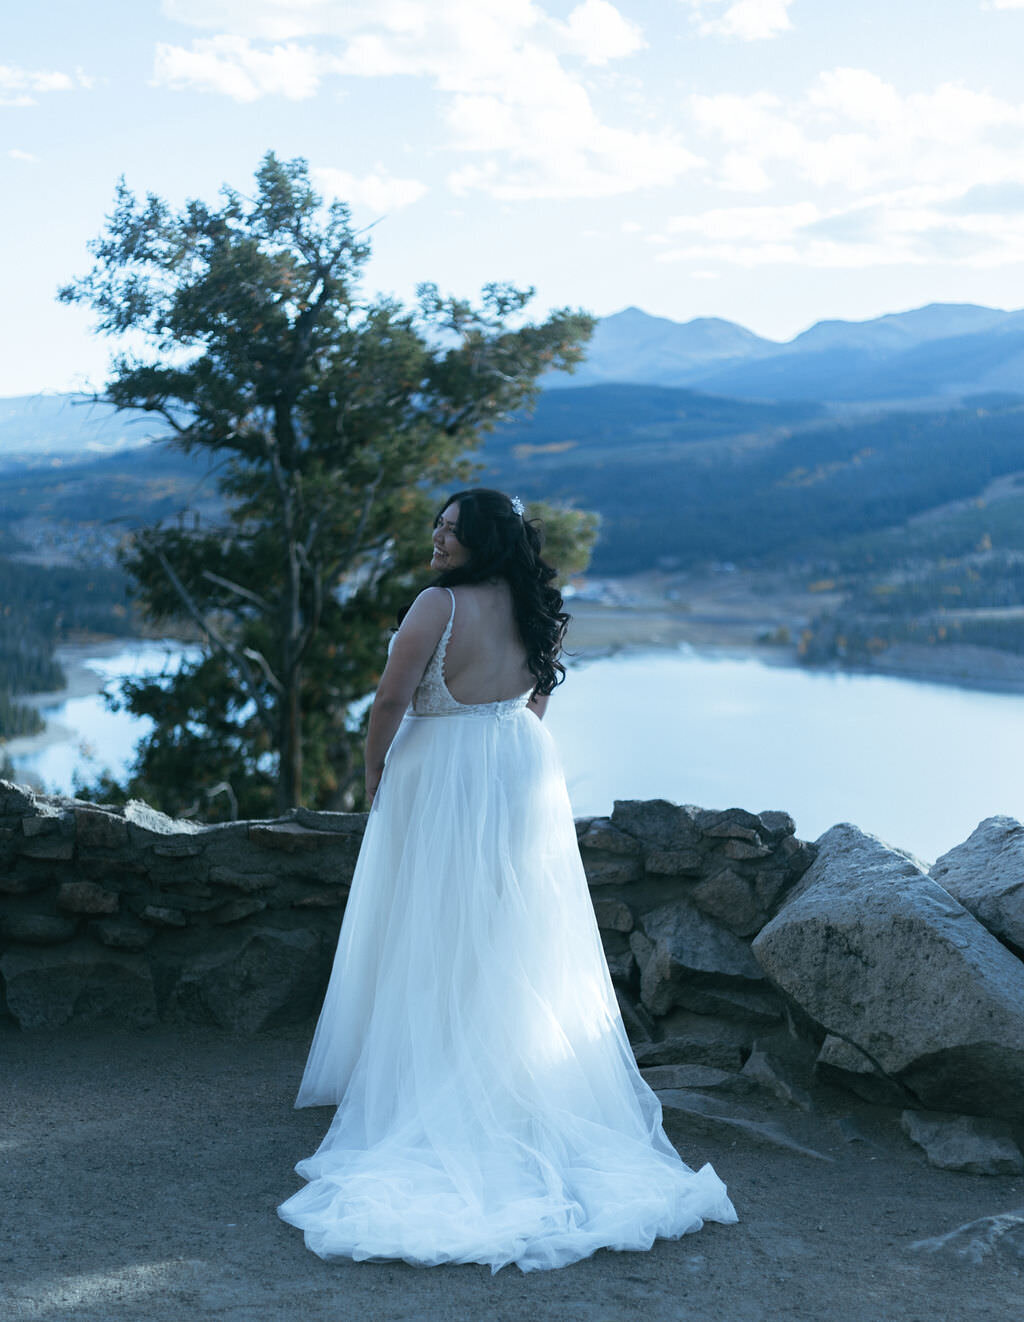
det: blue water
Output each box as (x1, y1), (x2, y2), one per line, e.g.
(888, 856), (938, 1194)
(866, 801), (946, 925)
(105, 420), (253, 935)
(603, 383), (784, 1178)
(9, 641), (1024, 863)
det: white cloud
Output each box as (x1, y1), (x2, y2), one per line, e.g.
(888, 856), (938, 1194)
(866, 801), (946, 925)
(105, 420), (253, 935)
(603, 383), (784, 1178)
(986, 1), (1024, 9)
(313, 165), (428, 212)
(556, 1), (646, 65)
(691, 70), (1024, 195)
(683, 0), (795, 41)
(660, 68), (1024, 271)
(153, 1), (694, 201)
(153, 35), (329, 99)
(8, 148), (37, 162)
(655, 192), (1024, 271)
(0, 63), (88, 106)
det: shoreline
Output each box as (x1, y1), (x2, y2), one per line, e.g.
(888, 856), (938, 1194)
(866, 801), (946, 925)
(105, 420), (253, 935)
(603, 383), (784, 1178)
(564, 594), (1024, 698)
(5, 606), (1024, 776)
(2, 638), (187, 767)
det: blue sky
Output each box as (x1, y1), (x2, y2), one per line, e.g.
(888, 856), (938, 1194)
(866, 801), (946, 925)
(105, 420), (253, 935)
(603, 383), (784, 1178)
(4, 0), (1024, 396)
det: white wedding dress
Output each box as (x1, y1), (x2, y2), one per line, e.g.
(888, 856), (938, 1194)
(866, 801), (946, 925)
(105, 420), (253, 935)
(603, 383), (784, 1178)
(277, 588), (737, 1272)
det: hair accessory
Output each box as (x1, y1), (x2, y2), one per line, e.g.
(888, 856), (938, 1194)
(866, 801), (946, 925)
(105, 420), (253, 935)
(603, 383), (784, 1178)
(510, 495), (525, 516)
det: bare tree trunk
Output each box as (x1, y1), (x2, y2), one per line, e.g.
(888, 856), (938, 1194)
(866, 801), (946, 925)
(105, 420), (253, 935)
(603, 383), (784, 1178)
(279, 661), (303, 811)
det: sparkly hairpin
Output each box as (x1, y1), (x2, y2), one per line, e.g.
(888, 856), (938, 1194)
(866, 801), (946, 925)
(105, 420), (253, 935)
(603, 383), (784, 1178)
(510, 495), (525, 516)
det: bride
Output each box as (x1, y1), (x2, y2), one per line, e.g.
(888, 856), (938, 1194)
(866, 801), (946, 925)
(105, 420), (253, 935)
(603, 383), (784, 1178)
(277, 488), (737, 1272)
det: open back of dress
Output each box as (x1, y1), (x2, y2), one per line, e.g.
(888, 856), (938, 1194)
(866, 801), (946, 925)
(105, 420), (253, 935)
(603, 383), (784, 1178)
(278, 589), (736, 1273)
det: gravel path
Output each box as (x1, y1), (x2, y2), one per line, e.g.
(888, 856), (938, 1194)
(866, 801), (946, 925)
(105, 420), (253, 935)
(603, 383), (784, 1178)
(2, 1024), (1021, 1322)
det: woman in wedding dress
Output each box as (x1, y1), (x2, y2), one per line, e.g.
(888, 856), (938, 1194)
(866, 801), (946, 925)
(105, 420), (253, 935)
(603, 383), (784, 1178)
(277, 488), (737, 1273)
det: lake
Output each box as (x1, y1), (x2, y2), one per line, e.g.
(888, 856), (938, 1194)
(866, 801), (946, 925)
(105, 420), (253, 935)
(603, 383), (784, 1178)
(7, 640), (1024, 864)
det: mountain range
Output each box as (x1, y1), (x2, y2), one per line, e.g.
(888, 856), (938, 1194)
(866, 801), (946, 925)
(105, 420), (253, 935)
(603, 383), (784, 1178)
(559, 302), (1024, 405)
(2, 302), (1023, 463)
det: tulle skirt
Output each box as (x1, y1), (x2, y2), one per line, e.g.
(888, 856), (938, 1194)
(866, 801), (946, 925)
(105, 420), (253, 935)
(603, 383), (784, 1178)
(277, 707), (737, 1273)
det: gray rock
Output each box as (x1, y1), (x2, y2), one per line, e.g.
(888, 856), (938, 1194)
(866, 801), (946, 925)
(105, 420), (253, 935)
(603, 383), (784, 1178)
(752, 867), (794, 910)
(141, 905), (188, 928)
(57, 881), (119, 915)
(640, 1063), (747, 1092)
(208, 866), (278, 893)
(123, 799), (205, 851)
(758, 811), (797, 839)
(632, 1011), (755, 1071)
(910, 1210), (1024, 1264)
(0, 942), (157, 1028)
(151, 840), (204, 858)
(753, 822), (1024, 1122)
(18, 835), (74, 861)
(901, 1110), (1024, 1175)
(0, 912), (77, 945)
(91, 917), (154, 952)
(720, 838), (772, 861)
(690, 867), (768, 937)
(643, 848), (704, 876)
(741, 1042), (814, 1111)
(74, 807), (128, 850)
(611, 799), (701, 851)
(603, 949), (636, 983)
(578, 817), (642, 856)
(592, 898), (634, 932)
(582, 855), (642, 886)
(291, 807), (367, 835)
(814, 1034), (913, 1108)
(0, 871), (52, 897)
(0, 780), (35, 817)
(615, 988), (655, 1044)
(20, 805), (64, 836)
(291, 890), (347, 909)
(631, 897), (764, 1015)
(213, 897), (268, 925)
(671, 983), (784, 1025)
(931, 815), (1024, 955)
(168, 927), (323, 1032)
(698, 808), (764, 837)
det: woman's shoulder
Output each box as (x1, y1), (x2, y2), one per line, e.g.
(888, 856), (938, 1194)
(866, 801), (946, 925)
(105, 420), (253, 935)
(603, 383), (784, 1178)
(410, 584), (454, 611)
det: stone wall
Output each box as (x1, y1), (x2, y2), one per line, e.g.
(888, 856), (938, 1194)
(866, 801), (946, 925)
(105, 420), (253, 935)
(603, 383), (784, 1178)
(0, 781), (814, 1041)
(6, 778), (1024, 1133)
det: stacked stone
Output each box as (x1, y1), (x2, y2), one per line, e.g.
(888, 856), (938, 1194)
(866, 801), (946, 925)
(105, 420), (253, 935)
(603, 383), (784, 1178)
(1, 782), (816, 1039)
(6, 775), (1024, 1154)
(575, 799), (817, 1069)
(0, 782), (364, 1032)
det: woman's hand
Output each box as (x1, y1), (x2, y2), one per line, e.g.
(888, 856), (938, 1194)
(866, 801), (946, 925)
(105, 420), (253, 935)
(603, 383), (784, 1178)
(365, 765), (382, 805)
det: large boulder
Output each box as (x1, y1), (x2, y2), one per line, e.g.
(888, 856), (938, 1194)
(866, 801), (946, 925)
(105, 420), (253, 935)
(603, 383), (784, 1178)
(166, 926), (325, 1033)
(931, 815), (1024, 956)
(752, 823), (1024, 1123)
(0, 940), (157, 1029)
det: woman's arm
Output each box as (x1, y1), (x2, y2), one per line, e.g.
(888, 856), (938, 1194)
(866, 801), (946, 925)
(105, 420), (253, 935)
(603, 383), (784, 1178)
(364, 588), (451, 802)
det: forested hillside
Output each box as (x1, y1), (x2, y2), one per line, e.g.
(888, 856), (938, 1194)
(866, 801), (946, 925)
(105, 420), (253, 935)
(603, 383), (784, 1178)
(4, 371), (1024, 723)
(482, 387), (1024, 573)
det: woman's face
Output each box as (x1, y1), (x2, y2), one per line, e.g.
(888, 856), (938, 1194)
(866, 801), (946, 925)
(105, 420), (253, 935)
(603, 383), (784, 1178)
(431, 502), (470, 571)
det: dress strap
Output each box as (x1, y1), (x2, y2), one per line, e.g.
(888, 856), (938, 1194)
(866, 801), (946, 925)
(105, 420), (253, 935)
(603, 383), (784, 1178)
(438, 587), (456, 662)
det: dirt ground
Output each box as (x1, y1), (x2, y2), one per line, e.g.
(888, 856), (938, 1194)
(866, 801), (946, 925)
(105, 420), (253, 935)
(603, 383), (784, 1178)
(2, 1023), (1021, 1322)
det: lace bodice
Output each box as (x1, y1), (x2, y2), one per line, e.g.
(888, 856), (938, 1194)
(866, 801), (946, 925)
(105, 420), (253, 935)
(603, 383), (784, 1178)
(391, 587), (532, 720)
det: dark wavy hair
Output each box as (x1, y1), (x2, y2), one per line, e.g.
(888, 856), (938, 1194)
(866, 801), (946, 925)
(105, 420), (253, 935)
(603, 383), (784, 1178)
(429, 488), (570, 696)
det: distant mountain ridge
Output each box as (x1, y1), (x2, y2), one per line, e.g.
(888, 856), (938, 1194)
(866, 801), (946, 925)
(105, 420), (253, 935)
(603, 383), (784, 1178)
(563, 302), (1024, 404)
(3, 301), (1023, 463)
(0, 393), (164, 462)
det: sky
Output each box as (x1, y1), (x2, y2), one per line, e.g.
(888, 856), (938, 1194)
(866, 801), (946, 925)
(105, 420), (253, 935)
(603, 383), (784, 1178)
(4, 0), (1024, 397)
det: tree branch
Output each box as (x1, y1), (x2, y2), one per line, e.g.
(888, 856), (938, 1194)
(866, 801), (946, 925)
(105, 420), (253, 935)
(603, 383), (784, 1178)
(149, 543), (277, 737)
(201, 569), (271, 613)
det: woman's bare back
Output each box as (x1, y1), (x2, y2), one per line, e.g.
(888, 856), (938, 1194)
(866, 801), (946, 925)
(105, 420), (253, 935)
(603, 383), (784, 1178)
(442, 582), (535, 704)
